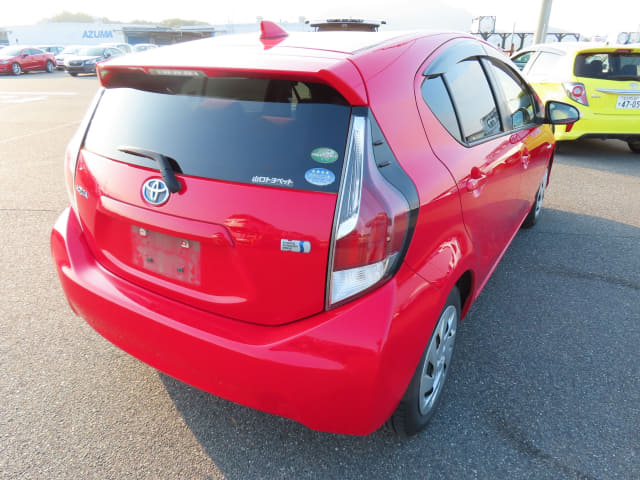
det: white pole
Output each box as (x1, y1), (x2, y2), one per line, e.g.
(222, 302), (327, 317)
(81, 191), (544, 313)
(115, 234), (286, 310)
(534, 0), (553, 44)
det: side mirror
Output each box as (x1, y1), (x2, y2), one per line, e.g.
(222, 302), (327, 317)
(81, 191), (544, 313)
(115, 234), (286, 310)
(104, 52), (111, 58)
(545, 101), (580, 125)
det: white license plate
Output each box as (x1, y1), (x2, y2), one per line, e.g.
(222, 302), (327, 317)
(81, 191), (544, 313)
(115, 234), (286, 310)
(616, 95), (640, 109)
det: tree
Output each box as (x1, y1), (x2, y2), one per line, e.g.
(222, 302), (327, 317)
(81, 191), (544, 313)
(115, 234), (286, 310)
(161, 18), (210, 28)
(46, 11), (96, 22)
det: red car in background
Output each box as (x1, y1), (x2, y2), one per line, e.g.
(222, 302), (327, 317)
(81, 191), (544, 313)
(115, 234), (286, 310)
(51, 23), (579, 436)
(0, 46), (56, 75)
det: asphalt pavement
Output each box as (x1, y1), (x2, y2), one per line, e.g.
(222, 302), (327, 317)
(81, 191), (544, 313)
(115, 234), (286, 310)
(1, 71), (638, 480)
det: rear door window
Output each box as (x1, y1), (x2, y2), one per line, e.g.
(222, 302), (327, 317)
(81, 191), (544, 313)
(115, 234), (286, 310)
(527, 52), (564, 79)
(486, 60), (537, 130)
(443, 59), (501, 143)
(84, 76), (351, 192)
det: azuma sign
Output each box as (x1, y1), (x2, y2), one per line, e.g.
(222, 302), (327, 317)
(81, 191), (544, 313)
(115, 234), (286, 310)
(82, 30), (114, 39)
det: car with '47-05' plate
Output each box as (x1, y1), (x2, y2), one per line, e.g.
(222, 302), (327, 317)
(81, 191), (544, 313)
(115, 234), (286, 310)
(51, 22), (578, 436)
(512, 42), (640, 152)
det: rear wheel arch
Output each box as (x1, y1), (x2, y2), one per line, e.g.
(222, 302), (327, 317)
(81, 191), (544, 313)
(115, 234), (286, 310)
(386, 285), (461, 436)
(455, 270), (473, 318)
(628, 140), (640, 153)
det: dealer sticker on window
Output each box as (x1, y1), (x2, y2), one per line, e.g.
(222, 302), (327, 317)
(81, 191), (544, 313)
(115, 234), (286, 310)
(304, 168), (335, 186)
(311, 147), (339, 164)
(251, 175), (294, 187)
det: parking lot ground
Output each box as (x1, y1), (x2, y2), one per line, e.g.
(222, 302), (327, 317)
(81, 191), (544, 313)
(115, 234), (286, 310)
(1, 72), (638, 480)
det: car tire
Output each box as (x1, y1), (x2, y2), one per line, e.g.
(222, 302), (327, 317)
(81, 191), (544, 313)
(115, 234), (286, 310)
(628, 141), (640, 154)
(387, 286), (461, 436)
(45, 60), (54, 73)
(521, 164), (549, 229)
(11, 62), (22, 75)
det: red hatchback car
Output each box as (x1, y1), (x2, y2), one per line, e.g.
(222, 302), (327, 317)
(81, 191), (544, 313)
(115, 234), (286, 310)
(51, 23), (578, 436)
(0, 46), (56, 75)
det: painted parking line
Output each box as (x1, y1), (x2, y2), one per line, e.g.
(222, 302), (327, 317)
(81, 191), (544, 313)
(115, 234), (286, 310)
(0, 95), (48, 104)
(0, 121), (78, 145)
(0, 91), (78, 104)
(0, 91), (79, 95)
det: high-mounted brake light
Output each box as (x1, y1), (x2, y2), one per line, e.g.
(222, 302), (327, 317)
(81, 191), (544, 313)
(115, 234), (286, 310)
(147, 68), (205, 77)
(327, 115), (410, 307)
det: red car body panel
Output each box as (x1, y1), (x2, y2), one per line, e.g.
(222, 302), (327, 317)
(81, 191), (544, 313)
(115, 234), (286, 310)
(74, 150), (336, 325)
(51, 30), (557, 434)
(52, 207), (444, 434)
(348, 35), (477, 297)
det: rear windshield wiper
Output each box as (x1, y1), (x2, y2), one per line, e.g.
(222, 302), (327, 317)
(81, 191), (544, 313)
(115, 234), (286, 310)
(118, 146), (182, 193)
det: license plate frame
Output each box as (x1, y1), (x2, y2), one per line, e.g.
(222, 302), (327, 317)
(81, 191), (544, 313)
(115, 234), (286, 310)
(615, 95), (640, 109)
(131, 226), (201, 286)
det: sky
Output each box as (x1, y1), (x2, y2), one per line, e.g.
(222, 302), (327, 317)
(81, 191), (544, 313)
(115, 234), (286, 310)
(3, 0), (640, 38)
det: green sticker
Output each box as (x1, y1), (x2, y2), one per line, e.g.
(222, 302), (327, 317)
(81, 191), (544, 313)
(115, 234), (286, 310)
(311, 147), (339, 164)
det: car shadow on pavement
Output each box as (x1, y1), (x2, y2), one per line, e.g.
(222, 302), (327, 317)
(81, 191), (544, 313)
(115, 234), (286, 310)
(159, 208), (639, 480)
(556, 139), (640, 177)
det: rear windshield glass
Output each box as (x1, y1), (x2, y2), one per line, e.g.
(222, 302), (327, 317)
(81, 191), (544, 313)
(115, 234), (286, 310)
(574, 52), (640, 80)
(84, 76), (351, 193)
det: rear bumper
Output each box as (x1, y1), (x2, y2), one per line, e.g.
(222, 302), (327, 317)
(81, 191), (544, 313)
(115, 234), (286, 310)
(51, 207), (443, 435)
(555, 109), (640, 141)
(66, 65), (96, 74)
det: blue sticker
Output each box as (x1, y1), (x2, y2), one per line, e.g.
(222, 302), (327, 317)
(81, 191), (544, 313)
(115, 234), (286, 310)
(304, 168), (335, 187)
(281, 239), (311, 253)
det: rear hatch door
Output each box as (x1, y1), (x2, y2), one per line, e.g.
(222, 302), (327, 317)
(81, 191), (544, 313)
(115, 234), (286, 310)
(574, 49), (640, 114)
(75, 73), (352, 325)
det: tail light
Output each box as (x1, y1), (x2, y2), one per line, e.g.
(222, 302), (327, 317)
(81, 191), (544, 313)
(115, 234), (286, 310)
(563, 82), (588, 106)
(64, 134), (83, 215)
(64, 89), (103, 217)
(327, 114), (411, 307)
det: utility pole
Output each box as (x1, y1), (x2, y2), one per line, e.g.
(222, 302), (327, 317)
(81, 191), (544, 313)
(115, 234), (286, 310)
(534, 0), (553, 44)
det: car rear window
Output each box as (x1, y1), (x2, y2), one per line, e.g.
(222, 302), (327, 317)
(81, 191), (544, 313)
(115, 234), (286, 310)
(574, 52), (640, 80)
(84, 76), (351, 192)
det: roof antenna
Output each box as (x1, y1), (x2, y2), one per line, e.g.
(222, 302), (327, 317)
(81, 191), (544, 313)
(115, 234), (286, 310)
(260, 21), (289, 40)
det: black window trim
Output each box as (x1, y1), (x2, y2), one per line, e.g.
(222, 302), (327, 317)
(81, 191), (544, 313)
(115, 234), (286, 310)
(422, 45), (544, 148)
(481, 57), (543, 134)
(423, 56), (506, 148)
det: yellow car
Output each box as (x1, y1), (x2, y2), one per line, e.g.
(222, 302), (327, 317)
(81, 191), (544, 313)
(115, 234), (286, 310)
(512, 43), (640, 153)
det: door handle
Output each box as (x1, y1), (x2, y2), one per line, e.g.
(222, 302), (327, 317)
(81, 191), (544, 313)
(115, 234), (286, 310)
(521, 149), (531, 168)
(466, 167), (487, 191)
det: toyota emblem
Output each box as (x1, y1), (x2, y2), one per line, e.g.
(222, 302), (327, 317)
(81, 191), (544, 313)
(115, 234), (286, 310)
(142, 178), (170, 206)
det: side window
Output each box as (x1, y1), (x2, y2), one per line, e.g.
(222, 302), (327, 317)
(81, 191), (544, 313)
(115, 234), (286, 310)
(527, 52), (563, 78)
(487, 60), (537, 130)
(421, 76), (462, 142)
(444, 59), (501, 143)
(512, 51), (534, 70)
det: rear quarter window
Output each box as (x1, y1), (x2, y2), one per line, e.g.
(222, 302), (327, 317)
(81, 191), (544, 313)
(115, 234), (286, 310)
(527, 52), (564, 79)
(421, 76), (462, 142)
